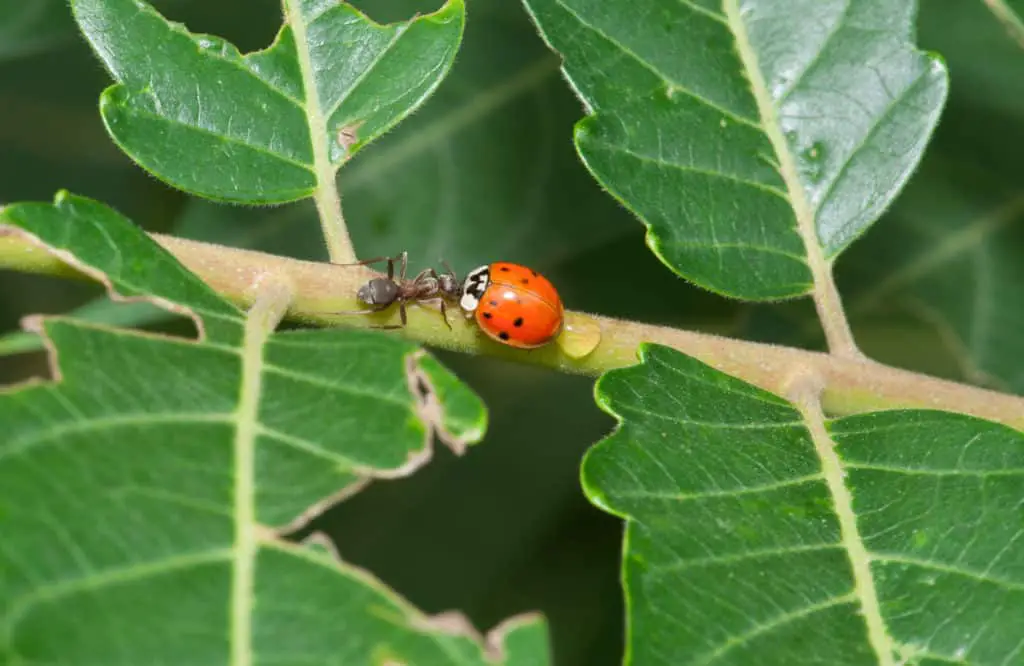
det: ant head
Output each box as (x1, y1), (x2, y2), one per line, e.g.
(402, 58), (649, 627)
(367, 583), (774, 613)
(357, 278), (399, 305)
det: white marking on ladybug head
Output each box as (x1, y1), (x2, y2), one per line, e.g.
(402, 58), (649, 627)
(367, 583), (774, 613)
(460, 265), (490, 312)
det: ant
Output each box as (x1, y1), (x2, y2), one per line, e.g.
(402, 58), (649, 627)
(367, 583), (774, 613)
(336, 251), (462, 329)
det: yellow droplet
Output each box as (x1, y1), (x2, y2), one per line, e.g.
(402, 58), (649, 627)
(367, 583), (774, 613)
(556, 311), (602, 359)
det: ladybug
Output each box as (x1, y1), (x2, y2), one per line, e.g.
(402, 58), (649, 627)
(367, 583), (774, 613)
(460, 262), (564, 348)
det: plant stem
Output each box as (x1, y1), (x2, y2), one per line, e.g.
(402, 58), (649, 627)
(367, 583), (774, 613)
(724, 0), (862, 360)
(983, 0), (1024, 49)
(2, 231), (1022, 431)
(284, 0), (356, 263)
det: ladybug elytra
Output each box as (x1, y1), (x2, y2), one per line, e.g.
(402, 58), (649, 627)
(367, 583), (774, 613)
(459, 262), (564, 348)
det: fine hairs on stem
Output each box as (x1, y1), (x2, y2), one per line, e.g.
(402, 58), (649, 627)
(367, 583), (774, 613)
(1, 229), (1022, 431)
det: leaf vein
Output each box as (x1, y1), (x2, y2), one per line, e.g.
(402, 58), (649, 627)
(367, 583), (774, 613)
(588, 138), (789, 199)
(617, 472), (825, 504)
(3, 549), (233, 635)
(553, 0), (760, 128)
(808, 67), (935, 225)
(694, 593), (858, 665)
(872, 553), (1024, 592)
(655, 542), (843, 573)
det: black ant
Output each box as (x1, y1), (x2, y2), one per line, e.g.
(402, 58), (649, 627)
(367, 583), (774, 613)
(335, 251), (462, 329)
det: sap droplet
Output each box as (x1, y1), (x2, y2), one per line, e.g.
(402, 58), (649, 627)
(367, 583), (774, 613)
(556, 311), (601, 359)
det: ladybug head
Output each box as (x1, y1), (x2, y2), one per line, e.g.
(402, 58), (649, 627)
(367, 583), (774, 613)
(459, 265), (490, 312)
(358, 278), (398, 305)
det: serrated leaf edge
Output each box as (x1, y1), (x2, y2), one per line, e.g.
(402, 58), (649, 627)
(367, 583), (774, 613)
(0, 193), (210, 353)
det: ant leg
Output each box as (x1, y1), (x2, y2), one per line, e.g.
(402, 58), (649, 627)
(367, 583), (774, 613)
(438, 299), (453, 331)
(330, 254), (399, 268)
(322, 303), (395, 318)
(417, 298), (453, 331)
(330, 252), (410, 280)
(397, 251), (408, 281)
(411, 268), (434, 283)
(368, 301), (410, 331)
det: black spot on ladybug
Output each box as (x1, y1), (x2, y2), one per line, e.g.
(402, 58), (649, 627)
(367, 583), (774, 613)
(489, 300), (498, 307)
(520, 278), (529, 285)
(499, 266), (510, 272)
(499, 331), (510, 341)
(513, 317), (524, 327)
(531, 270), (538, 277)
(483, 312), (493, 319)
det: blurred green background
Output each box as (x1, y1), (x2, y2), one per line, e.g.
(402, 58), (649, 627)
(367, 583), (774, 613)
(2, 0), (1022, 663)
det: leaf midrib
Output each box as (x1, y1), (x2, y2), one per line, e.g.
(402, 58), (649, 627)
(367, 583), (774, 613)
(721, 1), (820, 277)
(230, 305), (269, 666)
(795, 395), (896, 665)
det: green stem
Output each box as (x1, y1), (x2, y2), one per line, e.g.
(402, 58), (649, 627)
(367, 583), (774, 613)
(1, 231), (1023, 431)
(983, 0), (1024, 49)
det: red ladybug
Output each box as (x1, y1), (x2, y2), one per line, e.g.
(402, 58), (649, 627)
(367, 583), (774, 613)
(460, 262), (564, 348)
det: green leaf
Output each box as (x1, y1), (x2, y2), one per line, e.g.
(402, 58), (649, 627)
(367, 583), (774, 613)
(520, 0), (948, 300)
(736, 2), (1024, 392)
(0, 297), (170, 358)
(70, 0), (464, 203)
(585, 344), (1024, 664)
(0, 192), (546, 664)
